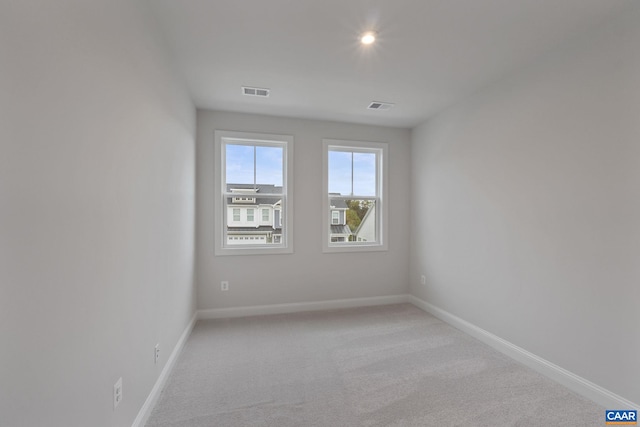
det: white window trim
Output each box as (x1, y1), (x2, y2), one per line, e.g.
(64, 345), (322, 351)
(215, 130), (294, 256)
(322, 139), (388, 253)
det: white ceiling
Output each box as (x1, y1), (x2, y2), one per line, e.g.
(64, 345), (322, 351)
(148, 0), (632, 128)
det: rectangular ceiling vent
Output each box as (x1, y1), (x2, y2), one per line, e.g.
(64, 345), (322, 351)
(367, 101), (394, 111)
(242, 86), (270, 97)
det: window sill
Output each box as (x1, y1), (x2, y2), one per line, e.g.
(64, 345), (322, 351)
(322, 243), (388, 254)
(215, 246), (293, 256)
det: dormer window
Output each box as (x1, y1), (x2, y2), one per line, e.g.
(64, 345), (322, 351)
(232, 196), (256, 203)
(230, 188), (257, 204)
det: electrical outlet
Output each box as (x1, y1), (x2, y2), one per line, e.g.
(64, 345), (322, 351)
(113, 377), (122, 409)
(420, 275), (426, 285)
(221, 281), (229, 291)
(154, 344), (160, 364)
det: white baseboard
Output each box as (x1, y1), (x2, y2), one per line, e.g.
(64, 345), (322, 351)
(198, 294), (410, 320)
(408, 295), (639, 411)
(132, 312), (198, 427)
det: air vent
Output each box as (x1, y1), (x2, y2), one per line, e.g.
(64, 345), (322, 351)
(368, 101), (394, 111)
(242, 86), (270, 97)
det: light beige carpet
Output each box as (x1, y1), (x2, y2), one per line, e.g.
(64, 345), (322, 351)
(146, 304), (603, 426)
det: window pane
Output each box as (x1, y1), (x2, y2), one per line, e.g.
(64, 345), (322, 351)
(328, 150), (352, 195)
(226, 144), (254, 185)
(256, 146), (283, 191)
(353, 152), (376, 196)
(331, 210), (340, 224)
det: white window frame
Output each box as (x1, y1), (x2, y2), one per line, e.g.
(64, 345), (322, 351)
(322, 139), (388, 253)
(215, 130), (293, 256)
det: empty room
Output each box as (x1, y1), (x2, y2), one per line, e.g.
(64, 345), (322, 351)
(1, 1), (639, 426)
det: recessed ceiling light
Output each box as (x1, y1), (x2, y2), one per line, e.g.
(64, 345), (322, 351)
(360, 31), (376, 45)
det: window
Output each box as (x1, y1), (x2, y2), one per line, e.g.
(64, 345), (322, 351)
(215, 131), (293, 255)
(332, 210), (340, 224)
(233, 196), (256, 203)
(322, 139), (388, 252)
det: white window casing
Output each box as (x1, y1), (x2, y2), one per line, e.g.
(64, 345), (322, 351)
(215, 130), (293, 256)
(322, 139), (388, 253)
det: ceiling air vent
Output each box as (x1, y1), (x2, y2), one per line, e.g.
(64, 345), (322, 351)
(242, 86), (270, 97)
(368, 101), (394, 111)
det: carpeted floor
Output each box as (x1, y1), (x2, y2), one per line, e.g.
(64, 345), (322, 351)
(146, 304), (603, 426)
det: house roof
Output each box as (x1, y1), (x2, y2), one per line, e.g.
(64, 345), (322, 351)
(227, 226), (281, 233)
(329, 196), (348, 209)
(228, 183), (281, 193)
(330, 225), (351, 235)
(227, 183), (282, 205)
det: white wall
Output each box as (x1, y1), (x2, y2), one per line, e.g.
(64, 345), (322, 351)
(0, 2), (196, 426)
(197, 111), (411, 309)
(410, 3), (640, 406)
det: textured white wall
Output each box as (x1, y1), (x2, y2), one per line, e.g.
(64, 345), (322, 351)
(410, 4), (640, 406)
(0, 2), (196, 426)
(197, 111), (411, 309)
